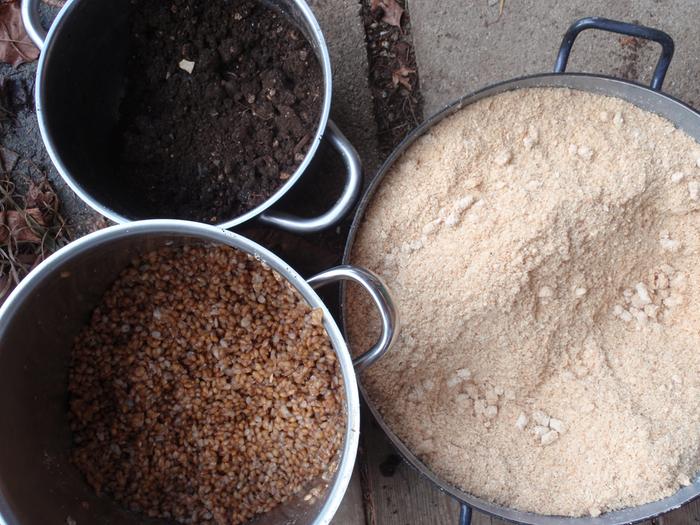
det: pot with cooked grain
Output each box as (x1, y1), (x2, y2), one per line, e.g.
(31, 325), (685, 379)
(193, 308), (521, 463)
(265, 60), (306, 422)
(344, 16), (700, 525)
(0, 220), (397, 525)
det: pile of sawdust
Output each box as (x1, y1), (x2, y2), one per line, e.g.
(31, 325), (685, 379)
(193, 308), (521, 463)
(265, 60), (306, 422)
(348, 87), (700, 517)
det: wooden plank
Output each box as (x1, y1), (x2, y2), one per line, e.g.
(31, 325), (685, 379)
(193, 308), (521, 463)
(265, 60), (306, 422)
(471, 511), (495, 525)
(331, 463), (366, 525)
(657, 498), (700, 524)
(360, 408), (461, 524)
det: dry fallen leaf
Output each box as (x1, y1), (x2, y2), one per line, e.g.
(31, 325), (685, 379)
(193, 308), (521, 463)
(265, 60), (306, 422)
(87, 215), (110, 233)
(392, 65), (415, 90)
(0, 176), (68, 306)
(0, 0), (39, 67)
(370, 0), (404, 29)
(0, 208), (45, 244)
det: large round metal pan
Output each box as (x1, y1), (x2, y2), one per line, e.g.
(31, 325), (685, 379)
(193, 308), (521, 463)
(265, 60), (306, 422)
(342, 16), (700, 525)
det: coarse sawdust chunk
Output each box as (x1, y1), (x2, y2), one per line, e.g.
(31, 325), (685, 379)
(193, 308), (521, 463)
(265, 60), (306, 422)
(348, 87), (700, 517)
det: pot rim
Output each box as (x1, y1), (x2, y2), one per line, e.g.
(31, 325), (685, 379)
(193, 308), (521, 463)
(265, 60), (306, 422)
(341, 71), (700, 525)
(33, 0), (333, 230)
(0, 219), (359, 525)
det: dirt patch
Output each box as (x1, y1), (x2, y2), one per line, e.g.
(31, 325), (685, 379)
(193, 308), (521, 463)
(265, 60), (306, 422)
(0, 167), (70, 304)
(613, 34), (649, 83)
(117, 0), (324, 223)
(361, 0), (423, 154)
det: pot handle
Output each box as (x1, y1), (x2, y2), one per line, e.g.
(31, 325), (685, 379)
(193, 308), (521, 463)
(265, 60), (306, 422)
(554, 16), (674, 91)
(307, 265), (398, 371)
(21, 0), (47, 50)
(459, 504), (472, 525)
(258, 120), (362, 234)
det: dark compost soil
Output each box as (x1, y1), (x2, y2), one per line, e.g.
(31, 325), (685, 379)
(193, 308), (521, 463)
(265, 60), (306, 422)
(117, 0), (323, 223)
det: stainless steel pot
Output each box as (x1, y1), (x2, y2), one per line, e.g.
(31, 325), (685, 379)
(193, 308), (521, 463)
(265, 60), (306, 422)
(21, 0), (361, 234)
(0, 220), (398, 525)
(343, 17), (700, 525)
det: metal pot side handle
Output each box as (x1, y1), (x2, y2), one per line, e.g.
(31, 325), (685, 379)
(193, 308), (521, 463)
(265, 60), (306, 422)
(459, 504), (472, 525)
(307, 265), (398, 371)
(259, 120), (363, 234)
(21, 0), (47, 50)
(554, 16), (674, 91)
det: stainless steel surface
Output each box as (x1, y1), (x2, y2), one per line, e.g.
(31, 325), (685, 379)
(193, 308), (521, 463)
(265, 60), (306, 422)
(308, 265), (397, 371)
(20, 0), (45, 49)
(342, 73), (700, 525)
(0, 220), (394, 525)
(259, 120), (363, 234)
(21, 0), (361, 233)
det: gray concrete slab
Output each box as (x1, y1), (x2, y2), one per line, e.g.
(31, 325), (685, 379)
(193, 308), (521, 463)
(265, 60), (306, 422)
(409, 0), (700, 115)
(308, 0), (382, 178)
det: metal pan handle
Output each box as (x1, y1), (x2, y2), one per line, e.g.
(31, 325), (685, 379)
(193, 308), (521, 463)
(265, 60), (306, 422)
(21, 0), (47, 50)
(554, 16), (674, 91)
(459, 503), (472, 525)
(307, 265), (398, 371)
(259, 120), (362, 234)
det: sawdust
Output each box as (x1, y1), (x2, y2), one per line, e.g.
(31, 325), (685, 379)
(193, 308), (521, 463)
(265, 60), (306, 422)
(348, 87), (700, 517)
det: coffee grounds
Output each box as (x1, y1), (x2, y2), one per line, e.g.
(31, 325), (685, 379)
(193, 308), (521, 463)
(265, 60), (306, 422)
(116, 0), (323, 223)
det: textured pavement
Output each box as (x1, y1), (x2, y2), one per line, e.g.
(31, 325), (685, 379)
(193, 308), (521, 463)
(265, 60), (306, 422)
(409, 0), (700, 115)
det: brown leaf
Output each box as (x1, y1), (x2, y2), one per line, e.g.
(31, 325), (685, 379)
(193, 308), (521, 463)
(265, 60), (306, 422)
(25, 179), (57, 212)
(87, 214), (110, 233)
(380, 0), (403, 28)
(0, 208), (45, 244)
(370, 0), (404, 29)
(392, 65), (415, 90)
(0, 145), (19, 173)
(0, 0), (39, 67)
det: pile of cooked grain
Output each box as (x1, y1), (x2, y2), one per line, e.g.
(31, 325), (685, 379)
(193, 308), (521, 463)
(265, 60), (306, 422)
(69, 244), (345, 525)
(348, 87), (700, 517)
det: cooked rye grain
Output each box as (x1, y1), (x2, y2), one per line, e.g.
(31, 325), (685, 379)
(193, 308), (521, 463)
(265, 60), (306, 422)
(348, 87), (700, 517)
(69, 245), (345, 525)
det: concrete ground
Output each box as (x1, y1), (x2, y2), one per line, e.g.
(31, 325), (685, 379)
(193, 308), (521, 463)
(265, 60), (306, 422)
(410, 0), (700, 115)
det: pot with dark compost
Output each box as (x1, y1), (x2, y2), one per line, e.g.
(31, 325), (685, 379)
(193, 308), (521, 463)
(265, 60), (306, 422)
(21, 0), (361, 233)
